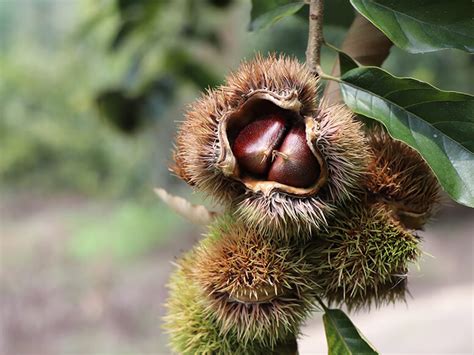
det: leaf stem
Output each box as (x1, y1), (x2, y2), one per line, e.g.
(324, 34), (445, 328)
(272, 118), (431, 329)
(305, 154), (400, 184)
(318, 72), (341, 83)
(316, 295), (329, 311)
(305, 0), (324, 75)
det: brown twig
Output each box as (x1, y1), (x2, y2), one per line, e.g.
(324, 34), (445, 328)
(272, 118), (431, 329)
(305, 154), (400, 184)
(305, 0), (325, 75)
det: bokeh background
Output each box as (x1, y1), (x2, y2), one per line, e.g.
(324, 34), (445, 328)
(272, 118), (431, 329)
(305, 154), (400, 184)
(0, 1), (473, 354)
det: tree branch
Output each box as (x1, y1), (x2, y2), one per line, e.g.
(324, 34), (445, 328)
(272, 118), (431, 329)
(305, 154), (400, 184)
(305, 0), (324, 74)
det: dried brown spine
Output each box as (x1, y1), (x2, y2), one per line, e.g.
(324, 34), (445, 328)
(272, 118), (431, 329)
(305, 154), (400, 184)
(174, 54), (370, 237)
(365, 127), (441, 229)
(193, 219), (318, 346)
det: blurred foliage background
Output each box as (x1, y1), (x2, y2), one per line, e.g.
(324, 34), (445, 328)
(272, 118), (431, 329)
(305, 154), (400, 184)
(1, 0), (472, 197)
(0, 1), (473, 354)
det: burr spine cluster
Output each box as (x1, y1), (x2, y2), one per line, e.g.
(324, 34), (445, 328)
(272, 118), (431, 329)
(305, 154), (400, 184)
(164, 54), (441, 353)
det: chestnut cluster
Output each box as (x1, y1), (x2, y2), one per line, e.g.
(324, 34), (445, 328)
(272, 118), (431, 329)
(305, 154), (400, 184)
(164, 55), (440, 354)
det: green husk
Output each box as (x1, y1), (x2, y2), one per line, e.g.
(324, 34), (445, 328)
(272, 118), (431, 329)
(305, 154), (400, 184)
(163, 251), (299, 354)
(194, 217), (319, 347)
(164, 215), (320, 352)
(309, 203), (421, 310)
(163, 254), (224, 354)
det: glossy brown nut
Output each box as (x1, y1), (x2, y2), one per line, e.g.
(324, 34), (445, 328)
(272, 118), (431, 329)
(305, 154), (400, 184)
(268, 125), (320, 188)
(232, 115), (286, 176)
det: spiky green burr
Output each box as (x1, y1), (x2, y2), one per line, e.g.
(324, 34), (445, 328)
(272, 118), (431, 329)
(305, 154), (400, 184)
(164, 217), (318, 353)
(309, 202), (421, 309)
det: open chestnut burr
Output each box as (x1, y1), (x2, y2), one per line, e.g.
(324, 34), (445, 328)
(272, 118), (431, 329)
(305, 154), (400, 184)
(173, 55), (370, 238)
(220, 91), (327, 196)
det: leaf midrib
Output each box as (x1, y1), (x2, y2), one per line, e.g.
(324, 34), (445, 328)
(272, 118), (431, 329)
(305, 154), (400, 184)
(326, 313), (353, 354)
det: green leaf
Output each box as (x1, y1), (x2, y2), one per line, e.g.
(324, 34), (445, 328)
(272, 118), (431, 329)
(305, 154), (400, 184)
(338, 51), (359, 75)
(249, 1), (305, 31)
(323, 308), (378, 355)
(297, 0), (355, 29)
(324, 42), (360, 74)
(350, 0), (474, 53)
(339, 67), (474, 207)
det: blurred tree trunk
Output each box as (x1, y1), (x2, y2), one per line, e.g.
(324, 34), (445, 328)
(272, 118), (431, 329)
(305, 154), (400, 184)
(323, 14), (392, 104)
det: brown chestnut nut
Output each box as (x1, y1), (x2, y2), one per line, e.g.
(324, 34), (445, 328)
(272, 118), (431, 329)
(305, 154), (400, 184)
(268, 125), (320, 188)
(174, 55), (371, 239)
(232, 115), (287, 176)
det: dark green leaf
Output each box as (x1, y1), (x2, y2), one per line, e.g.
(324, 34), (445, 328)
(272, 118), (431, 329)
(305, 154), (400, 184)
(96, 90), (145, 134)
(350, 0), (474, 53)
(325, 42), (359, 74)
(339, 67), (474, 207)
(249, 1), (305, 31)
(297, 0), (356, 29)
(338, 51), (359, 75)
(250, 0), (294, 25)
(323, 308), (378, 355)
(323, 0), (356, 29)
